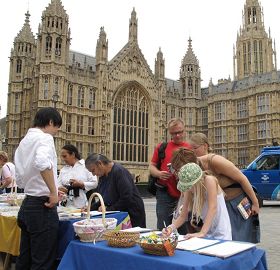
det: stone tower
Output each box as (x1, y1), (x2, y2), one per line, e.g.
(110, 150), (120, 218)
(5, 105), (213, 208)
(6, 11), (36, 155)
(234, 0), (277, 80)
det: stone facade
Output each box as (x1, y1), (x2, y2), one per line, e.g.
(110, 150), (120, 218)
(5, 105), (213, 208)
(5, 0), (280, 181)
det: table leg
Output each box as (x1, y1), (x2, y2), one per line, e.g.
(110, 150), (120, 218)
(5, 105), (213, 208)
(3, 253), (11, 270)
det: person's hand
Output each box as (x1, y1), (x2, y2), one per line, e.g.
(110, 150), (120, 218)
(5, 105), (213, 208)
(251, 202), (260, 215)
(185, 231), (205, 240)
(58, 190), (66, 202)
(162, 224), (176, 237)
(98, 205), (105, 212)
(45, 192), (58, 208)
(162, 226), (172, 237)
(158, 171), (172, 180)
(70, 179), (84, 189)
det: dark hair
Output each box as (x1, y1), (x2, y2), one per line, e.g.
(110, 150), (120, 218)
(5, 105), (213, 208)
(62, 144), (81, 160)
(85, 153), (111, 168)
(33, 107), (62, 128)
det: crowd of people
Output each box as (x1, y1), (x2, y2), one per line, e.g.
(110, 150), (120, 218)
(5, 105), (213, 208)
(0, 111), (262, 269)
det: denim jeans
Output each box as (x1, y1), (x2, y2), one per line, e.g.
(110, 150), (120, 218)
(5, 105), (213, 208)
(156, 188), (188, 234)
(16, 195), (59, 270)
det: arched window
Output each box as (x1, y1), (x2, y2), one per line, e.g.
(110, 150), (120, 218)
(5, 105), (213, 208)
(89, 88), (96, 109)
(67, 84), (73, 105)
(188, 78), (193, 96)
(55, 37), (62, 56)
(44, 77), (49, 99)
(77, 86), (85, 107)
(16, 59), (22, 73)
(46, 36), (52, 55)
(113, 85), (149, 163)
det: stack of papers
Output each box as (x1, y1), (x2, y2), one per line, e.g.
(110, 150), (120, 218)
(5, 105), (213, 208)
(120, 227), (153, 233)
(194, 241), (256, 258)
(176, 237), (220, 251)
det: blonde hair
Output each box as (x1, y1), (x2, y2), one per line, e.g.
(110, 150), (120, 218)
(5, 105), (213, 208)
(189, 173), (219, 227)
(0, 151), (8, 162)
(190, 133), (213, 153)
(167, 118), (185, 129)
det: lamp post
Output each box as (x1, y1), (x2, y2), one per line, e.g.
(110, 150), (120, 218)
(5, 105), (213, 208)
(52, 92), (60, 108)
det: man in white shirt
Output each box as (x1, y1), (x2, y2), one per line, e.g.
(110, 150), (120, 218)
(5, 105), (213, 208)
(15, 107), (62, 270)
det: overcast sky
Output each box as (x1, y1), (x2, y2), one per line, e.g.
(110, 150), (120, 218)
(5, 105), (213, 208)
(0, 0), (279, 117)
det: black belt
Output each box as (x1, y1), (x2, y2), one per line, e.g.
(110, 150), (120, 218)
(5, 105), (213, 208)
(25, 195), (49, 202)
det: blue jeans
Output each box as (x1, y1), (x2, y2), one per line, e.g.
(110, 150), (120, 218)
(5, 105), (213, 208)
(156, 188), (188, 234)
(226, 193), (260, 243)
(16, 196), (59, 270)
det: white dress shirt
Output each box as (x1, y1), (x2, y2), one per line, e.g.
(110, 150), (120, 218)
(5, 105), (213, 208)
(14, 128), (58, 196)
(58, 159), (97, 208)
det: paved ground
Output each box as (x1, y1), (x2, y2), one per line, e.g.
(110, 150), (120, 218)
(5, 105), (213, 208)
(144, 197), (280, 270)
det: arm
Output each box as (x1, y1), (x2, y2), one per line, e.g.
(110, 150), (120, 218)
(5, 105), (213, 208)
(162, 191), (190, 236)
(35, 135), (58, 208)
(186, 176), (217, 239)
(211, 155), (259, 214)
(149, 163), (171, 180)
(40, 168), (58, 208)
(105, 167), (134, 211)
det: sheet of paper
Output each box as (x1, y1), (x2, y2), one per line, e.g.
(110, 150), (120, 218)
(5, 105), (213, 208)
(81, 210), (120, 217)
(195, 241), (256, 258)
(176, 237), (220, 251)
(140, 231), (162, 237)
(121, 227), (152, 233)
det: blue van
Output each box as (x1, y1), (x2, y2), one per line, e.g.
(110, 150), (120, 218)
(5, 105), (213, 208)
(241, 146), (280, 206)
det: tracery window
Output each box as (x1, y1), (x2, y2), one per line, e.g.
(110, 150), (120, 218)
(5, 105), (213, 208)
(45, 36), (52, 55)
(236, 99), (248, 118)
(77, 86), (85, 107)
(67, 84), (73, 105)
(113, 85), (149, 163)
(43, 77), (49, 99)
(89, 88), (95, 109)
(257, 94), (270, 114)
(16, 59), (22, 73)
(55, 37), (62, 56)
(66, 114), (72, 133)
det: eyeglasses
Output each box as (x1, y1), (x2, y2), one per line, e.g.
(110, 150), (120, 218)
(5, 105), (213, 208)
(192, 144), (203, 150)
(170, 130), (184, 136)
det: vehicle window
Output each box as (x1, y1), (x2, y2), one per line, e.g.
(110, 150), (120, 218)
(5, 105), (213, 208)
(256, 155), (279, 170)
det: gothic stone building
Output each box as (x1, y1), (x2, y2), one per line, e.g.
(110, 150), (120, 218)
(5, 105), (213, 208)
(5, 0), (280, 180)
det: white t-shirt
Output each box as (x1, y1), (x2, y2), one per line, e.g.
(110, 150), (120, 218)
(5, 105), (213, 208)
(201, 192), (232, 240)
(1, 162), (16, 189)
(58, 159), (97, 208)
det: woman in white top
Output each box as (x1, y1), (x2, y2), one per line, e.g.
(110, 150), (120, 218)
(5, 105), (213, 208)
(163, 148), (232, 240)
(58, 144), (97, 208)
(0, 151), (16, 193)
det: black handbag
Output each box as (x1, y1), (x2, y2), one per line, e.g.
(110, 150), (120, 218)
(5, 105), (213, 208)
(147, 142), (168, 196)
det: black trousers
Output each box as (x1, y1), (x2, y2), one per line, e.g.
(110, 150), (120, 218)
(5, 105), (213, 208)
(16, 195), (59, 270)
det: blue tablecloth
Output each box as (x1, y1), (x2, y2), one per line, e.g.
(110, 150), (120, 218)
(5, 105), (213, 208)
(58, 240), (267, 270)
(57, 211), (130, 259)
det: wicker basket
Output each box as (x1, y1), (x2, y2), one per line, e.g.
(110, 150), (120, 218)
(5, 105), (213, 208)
(138, 239), (178, 256)
(103, 231), (140, 248)
(6, 184), (25, 206)
(73, 192), (117, 243)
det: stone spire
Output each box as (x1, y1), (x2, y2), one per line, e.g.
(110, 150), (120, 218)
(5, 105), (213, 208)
(129, 8), (138, 42)
(14, 11), (35, 44)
